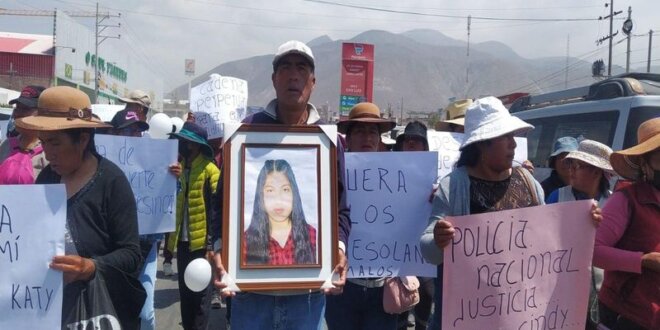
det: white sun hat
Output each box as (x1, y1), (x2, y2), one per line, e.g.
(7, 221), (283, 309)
(460, 96), (534, 150)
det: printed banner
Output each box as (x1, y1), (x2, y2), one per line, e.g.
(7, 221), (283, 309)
(189, 74), (248, 139)
(96, 135), (178, 235)
(0, 184), (66, 330)
(345, 152), (438, 277)
(442, 200), (595, 330)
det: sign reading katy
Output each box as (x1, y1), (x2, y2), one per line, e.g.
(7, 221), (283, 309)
(340, 43), (374, 118)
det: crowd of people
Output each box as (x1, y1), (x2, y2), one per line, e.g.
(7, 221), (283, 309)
(0, 39), (658, 330)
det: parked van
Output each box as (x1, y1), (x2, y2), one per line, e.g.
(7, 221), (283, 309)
(510, 73), (660, 180)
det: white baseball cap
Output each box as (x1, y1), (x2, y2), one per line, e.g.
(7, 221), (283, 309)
(272, 40), (315, 71)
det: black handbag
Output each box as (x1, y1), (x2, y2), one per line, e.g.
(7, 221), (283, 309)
(61, 265), (145, 330)
(62, 271), (121, 330)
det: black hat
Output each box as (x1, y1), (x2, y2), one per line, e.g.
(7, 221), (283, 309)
(168, 122), (214, 158)
(110, 109), (149, 131)
(396, 121), (428, 150)
(9, 85), (46, 108)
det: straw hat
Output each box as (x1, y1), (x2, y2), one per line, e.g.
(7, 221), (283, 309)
(118, 89), (152, 108)
(460, 96), (534, 150)
(436, 99), (472, 131)
(565, 139), (614, 173)
(610, 117), (660, 180)
(15, 86), (111, 131)
(337, 102), (396, 134)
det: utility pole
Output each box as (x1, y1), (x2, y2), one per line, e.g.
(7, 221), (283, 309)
(52, 9), (58, 87)
(466, 15), (471, 97)
(94, 2), (121, 103)
(625, 6), (632, 72)
(565, 35), (570, 89)
(649, 30), (654, 73)
(400, 97), (404, 126)
(597, 0), (622, 76)
(607, 0), (614, 76)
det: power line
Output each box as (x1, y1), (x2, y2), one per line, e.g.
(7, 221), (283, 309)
(501, 39), (626, 94)
(542, 74), (595, 91)
(120, 20), (175, 79)
(49, 0), (580, 33)
(304, 0), (604, 22)
(631, 58), (660, 65)
(48, 0), (371, 33)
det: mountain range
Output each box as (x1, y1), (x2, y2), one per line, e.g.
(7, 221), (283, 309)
(168, 29), (642, 114)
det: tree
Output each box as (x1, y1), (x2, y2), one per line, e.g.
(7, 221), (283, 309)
(427, 111), (442, 129)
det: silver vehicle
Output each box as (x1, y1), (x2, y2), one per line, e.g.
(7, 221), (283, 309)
(510, 73), (660, 181)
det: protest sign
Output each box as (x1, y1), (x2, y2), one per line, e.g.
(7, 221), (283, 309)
(96, 134), (178, 235)
(427, 131), (528, 180)
(189, 74), (248, 139)
(0, 184), (66, 330)
(0, 120), (9, 139)
(443, 200), (595, 330)
(345, 152), (438, 277)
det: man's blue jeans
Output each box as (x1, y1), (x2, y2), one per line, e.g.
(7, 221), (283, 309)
(429, 266), (444, 330)
(325, 280), (397, 330)
(139, 242), (158, 330)
(231, 291), (325, 330)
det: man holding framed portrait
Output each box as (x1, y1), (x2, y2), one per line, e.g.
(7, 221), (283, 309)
(213, 40), (351, 330)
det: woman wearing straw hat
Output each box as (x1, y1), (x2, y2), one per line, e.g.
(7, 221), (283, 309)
(546, 139), (614, 207)
(419, 96), (603, 329)
(593, 117), (660, 330)
(326, 102), (399, 330)
(545, 139), (614, 330)
(16, 86), (145, 329)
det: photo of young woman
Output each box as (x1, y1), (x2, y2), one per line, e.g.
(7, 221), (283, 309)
(243, 159), (317, 266)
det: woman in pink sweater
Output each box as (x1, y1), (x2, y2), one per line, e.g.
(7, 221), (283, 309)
(593, 117), (660, 330)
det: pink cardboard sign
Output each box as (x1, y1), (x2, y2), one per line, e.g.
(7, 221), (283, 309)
(442, 200), (596, 330)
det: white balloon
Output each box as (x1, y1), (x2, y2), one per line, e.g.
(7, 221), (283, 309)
(171, 117), (184, 133)
(148, 113), (174, 139)
(184, 258), (212, 292)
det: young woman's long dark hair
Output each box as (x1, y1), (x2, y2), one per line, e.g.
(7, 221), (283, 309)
(245, 159), (315, 265)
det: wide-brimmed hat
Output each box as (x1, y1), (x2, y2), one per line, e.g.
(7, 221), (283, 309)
(460, 96), (534, 150)
(436, 99), (472, 131)
(168, 122), (214, 158)
(9, 85), (46, 108)
(610, 117), (660, 180)
(337, 102), (396, 134)
(15, 86), (111, 131)
(272, 40), (315, 71)
(565, 139), (614, 173)
(118, 89), (152, 108)
(109, 109), (149, 131)
(396, 121), (428, 148)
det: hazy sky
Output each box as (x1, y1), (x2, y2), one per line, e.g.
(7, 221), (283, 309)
(1, 0), (658, 91)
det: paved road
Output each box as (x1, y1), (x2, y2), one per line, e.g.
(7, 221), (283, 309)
(154, 254), (417, 330)
(154, 254), (228, 330)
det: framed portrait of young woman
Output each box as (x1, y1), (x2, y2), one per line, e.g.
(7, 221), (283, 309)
(221, 124), (339, 291)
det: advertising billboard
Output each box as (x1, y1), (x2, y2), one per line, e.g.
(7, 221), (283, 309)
(53, 10), (163, 109)
(340, 43), (374, 118)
